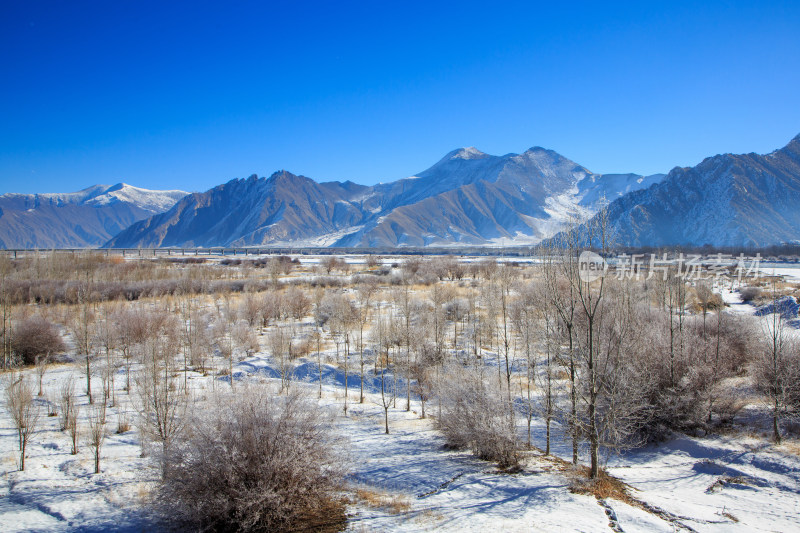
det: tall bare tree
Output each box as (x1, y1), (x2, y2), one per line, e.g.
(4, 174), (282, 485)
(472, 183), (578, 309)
(135, 325), (186, 467)
(5, 375), (40, 471)
(754, 282), (800, 443)
(87, 405), (106, 473)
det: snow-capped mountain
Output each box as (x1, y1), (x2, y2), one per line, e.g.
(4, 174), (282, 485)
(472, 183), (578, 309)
(24, 133), (800, 250)
(0, 184), (188, 248)
(106, 148), (664, 248)
(106, 173), (371, 248)
(559, 134), (800, 247)
(336, 147), (664, 247)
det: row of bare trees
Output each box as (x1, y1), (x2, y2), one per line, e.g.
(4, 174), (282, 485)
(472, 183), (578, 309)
(4, 244), (800, 484)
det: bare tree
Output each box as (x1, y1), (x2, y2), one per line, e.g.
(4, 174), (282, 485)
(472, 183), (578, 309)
(135, 331), (187, 465)
(285, 286), (312, 321)
(87, 406), (106, 473)
(754, 282), (800, 443)
(312, 288), (329, 399)
(695, 282), (715, 337)
(70, 271), (97, 403)
(211, 303), (239, 390)
(95, 304), (120, 407)
(330, 294), (358, 415)
(0, 256), (13, 370)
(35, 354), (50, 397)
(238, 293), (262, 327)
(115, 306), (171, 392)
(58, 376), (77, 432)
(418, 355), (439, 419)
(260, 290), (283, 329)
(491, 264), (517, 422)
(355, 279), (378, 403)
(269, 326), (294, 393)
(67, 402), (81, 455)
(371, 311), (396, 434)
(539, 231), (580, 464)
(392, 285), (415, 412)
(665, 269), (688, 389)
(572, 209), (611, 479)
(321, 255), (342, 274)
(5, 375), (40, 470)
(232, 320), (260, 358)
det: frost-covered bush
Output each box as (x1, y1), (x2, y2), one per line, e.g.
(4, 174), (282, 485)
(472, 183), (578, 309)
(739, 286), (762, 303)
(155, 388), (347, 532)
(436, 365), (519, 468)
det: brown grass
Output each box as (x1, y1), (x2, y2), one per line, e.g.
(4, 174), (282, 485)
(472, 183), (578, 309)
(355, 488), (412, 515)
(778, 439), (800, 457)
(289, 497), (348, 533)
(415, 508), (445, 524)
(566, 466), (638, 507)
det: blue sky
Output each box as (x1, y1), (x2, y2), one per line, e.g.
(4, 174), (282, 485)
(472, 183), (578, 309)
(1, 1), (799, 194)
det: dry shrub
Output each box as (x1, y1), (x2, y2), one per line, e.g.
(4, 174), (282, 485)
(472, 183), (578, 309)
(436, 365), (519, 468)
(292, 337), (312, 359)
(11, 316), (65, 365)
(285, 286), (311, 320)
(116, 411), (131, 434)
(156, 387), (347, 532)
(739, 286), (762, 303)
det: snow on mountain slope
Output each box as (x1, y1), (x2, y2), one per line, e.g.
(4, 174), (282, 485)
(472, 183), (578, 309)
(0, 184), (188, 249)
(104, 146), (667, 248)
(336, 147), (663, 247)
(80, 183), (188, 213)
(577, 172), (665, 207)
(1, 183), (187, 214)
(559, 133), (800, 247)
(15, 135), (800, 250)
(106, 172), (371, 248)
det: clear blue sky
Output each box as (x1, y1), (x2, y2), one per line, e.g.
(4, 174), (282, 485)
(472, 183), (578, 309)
(1, 1), (799, 194)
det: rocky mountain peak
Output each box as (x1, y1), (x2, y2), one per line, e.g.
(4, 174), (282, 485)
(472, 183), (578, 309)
(450, 147), (489, 160)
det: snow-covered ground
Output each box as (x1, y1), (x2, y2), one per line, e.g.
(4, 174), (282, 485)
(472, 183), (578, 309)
(0, 363), (156, 532)
(2, 263), (800, 532)
(3, 341), (800, 532)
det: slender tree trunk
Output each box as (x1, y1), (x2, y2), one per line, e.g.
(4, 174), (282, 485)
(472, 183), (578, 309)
(774, 398), (781, 444)
(568, 327), (578, 464)
(317, 327), (322, 399)
(359, 323), (365, 403)
(588, 315), (599, 479)
(86, 353), (93, 405)
(344, 335), (349, 415)
(545, 419), (551, 456)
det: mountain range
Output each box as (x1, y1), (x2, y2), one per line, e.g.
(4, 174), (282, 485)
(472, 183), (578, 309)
(4, 134), (800, 249)
(106, 147), (663, 248)
(0, 184), (187, 248)
(558, 133), (800, 248)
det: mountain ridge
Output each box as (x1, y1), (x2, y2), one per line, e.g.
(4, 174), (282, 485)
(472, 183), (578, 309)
(552, 134), (800, 248)
(107, 147), (666, 248)
(8, 134), (800, 249)
(0, 184), (188, 248)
